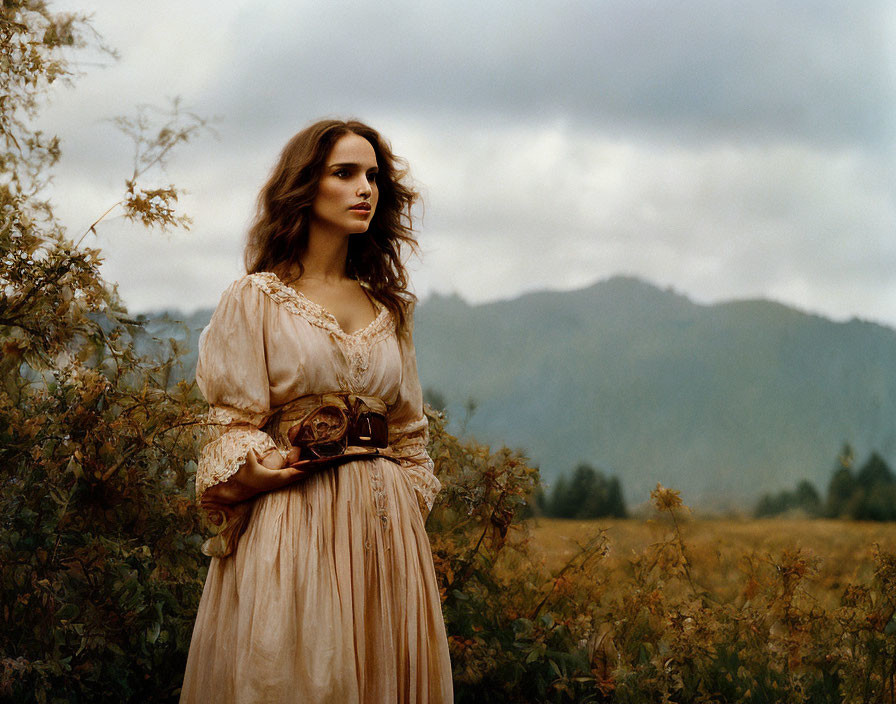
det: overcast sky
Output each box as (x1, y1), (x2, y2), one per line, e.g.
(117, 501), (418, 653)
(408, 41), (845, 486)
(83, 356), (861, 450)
(37, 0), (896, 326)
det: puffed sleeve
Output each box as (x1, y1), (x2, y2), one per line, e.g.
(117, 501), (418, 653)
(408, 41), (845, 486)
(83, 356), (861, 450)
(387, 313), (442, 516)
(194, 276), (281, 499)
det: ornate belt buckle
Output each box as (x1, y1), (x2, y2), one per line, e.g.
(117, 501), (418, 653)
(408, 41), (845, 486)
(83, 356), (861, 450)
(287, 405), (349, 458)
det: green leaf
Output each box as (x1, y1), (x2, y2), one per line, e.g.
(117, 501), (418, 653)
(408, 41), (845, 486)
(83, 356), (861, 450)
(147, 621), (161, 644)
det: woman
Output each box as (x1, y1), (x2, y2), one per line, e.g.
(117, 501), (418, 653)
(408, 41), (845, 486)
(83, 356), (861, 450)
(180, 120), (453, 703)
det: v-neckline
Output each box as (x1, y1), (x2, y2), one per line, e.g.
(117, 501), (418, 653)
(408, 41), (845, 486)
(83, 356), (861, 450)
(267, 273), (385, 337)
(291, 288), (384, 337)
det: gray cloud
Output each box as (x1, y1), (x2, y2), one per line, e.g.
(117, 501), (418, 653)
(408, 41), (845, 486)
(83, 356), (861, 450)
(32, 0), (896, 327)
(410, 127), (895, 318)
(210, 0), (894, 149)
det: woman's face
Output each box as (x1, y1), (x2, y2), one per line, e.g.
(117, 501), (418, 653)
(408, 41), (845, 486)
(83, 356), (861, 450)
(310, 132), (379, 236)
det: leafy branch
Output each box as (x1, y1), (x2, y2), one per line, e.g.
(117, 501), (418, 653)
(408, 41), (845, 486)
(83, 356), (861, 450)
(78, 97), (214, 243)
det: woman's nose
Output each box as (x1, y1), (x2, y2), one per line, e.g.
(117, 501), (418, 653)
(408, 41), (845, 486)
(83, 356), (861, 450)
(356, 177), (371, 197)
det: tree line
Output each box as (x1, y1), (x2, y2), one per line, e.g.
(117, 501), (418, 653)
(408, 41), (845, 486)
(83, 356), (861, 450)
(537, 463), (628, 519)
(422, 388), (628, 520)
(754, 445), (896, 520)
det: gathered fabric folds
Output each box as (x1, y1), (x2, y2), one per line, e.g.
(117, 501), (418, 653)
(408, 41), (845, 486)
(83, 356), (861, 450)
(179, 273), (452, 704)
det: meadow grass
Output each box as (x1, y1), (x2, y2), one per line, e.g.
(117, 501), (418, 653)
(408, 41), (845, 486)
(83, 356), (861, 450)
(529, 517), (896, 609)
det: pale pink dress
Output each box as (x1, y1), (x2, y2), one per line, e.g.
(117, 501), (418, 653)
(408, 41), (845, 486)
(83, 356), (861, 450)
(180, 273), (453, 703)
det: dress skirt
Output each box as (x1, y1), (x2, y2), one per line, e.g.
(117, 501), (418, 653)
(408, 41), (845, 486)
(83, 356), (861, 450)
(179, 458), (453, 703)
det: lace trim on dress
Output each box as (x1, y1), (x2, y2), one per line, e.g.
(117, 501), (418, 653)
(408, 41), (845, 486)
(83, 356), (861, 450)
(404, 464), (442, 514)
(208, 404), (269, 428)
(196, 428), (278, 497)
(247, 272), (394, 392)
(389, 417), (442, 513)
(196, 404), (279, 497)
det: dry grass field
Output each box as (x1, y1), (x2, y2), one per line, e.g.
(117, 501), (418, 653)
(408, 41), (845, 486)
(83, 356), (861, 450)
(528, 516), (896, 609)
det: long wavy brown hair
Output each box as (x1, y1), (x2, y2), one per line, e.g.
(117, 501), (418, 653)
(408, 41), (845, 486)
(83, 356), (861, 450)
(244, 119), (420, 334)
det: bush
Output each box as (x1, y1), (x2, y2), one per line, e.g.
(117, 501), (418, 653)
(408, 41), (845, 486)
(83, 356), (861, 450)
(433, 467), (896, 703)
(426, 411), (610, 702)
(1, 5), (208, 700)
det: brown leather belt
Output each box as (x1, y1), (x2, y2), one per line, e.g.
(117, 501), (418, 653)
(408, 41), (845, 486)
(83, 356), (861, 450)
(263, 392), (399, 470)
(201, 393), (400, 559)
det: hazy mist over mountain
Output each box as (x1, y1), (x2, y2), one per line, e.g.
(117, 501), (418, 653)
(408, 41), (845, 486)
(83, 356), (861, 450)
(160, 277), (896, 509)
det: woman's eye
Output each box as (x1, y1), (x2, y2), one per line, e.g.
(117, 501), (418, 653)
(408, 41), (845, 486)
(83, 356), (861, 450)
(367, 172), (378, 183)
(334, 169), (349, 178)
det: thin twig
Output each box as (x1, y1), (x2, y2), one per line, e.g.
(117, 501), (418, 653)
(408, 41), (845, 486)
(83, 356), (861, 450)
(665, 504), (710, 602)
(75, 201), (121, 246)
(531, 532), (606, 621)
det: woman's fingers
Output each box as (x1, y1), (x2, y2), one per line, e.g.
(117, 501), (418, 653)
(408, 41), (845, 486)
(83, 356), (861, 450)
(259, 463), (310, 490)
(200, 454), (314, 509)
(243, 450), (294, 490)
(286, 460), (312, 476)
(256, 447), (285, 470)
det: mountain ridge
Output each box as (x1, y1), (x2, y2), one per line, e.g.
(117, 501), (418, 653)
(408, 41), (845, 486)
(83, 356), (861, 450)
(152, 275), (896, 508)
(413, 276), (896, 508)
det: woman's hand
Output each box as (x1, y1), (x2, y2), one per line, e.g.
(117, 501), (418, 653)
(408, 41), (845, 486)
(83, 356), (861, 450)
(200, 448), (310, 522)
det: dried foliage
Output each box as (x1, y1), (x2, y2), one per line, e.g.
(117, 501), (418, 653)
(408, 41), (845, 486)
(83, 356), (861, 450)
(510, 502), (896, 703)
(1, 4), (207, 701)
(432, 423), (887, 703)
(426, 410), (610, 702)
(85, 99), (210, 237)
(430, 444), (896, 702)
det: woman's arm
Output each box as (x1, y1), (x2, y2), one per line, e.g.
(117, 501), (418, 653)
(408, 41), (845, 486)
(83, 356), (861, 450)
(387, 316), (442, 516)
(199, 448), (311, 522)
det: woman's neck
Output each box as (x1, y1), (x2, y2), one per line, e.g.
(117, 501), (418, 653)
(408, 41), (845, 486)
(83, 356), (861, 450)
(291, 227), (351, 282)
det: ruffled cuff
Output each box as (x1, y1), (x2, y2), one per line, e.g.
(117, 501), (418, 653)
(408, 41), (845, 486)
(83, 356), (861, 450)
(196, 426), (278, 497)
(389, 417), (442, 514)
(403, 462), (442, 514)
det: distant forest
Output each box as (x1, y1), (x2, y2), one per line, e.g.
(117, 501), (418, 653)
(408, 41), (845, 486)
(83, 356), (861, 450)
(538, 464), (628, 519)
(535, 445), (896, 522)
(428, 381), (896, 522)
(755, 445), (896, 521)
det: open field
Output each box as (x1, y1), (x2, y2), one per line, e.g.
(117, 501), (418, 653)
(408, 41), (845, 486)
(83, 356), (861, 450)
(528, 517), (896, 608)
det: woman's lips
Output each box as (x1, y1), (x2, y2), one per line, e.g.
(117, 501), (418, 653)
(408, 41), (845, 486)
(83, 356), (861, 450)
(350, 202), (371, 211)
